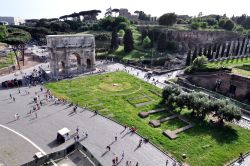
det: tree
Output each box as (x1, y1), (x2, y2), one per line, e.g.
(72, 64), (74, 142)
(105, 7), (113, 17)
(219, 19), (226, 28)
(118, 29), (125, 37)
(138, 11), (150, 21)
(191, 55), (208, 70)
(190, 22), (200, 30)
(186, 50), (192, 66)
(157, 32), (167, 52)
(158, 13), (177, 26)
(112, 8), (120, 17)
(123, 29), (134, 53)
(4, 28), (31, 69)
(162, 84), (181, 101)
(224, 19), (235, 30)
(110, 28), (119, 51)
(200, 22), (208, 28)
(142, 36), (151, 49)
(0, 25), (7, 42)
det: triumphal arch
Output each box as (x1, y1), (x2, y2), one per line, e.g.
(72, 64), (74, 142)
(46, 34), (95, 77)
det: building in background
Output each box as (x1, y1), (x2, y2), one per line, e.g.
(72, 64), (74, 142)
(0, 16), (25, 25)
(119, 8), (139, 22)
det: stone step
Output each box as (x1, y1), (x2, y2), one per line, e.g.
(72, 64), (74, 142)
(149, 108), (166, 114)
(174, 124), (195, 134)
(159, 114), (178, 123)
(163, 130), (177, 139)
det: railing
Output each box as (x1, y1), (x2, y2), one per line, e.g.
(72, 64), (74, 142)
(227, 151), (250, 166)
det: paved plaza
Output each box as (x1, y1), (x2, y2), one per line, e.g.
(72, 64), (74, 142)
(0, 62), (178, 165)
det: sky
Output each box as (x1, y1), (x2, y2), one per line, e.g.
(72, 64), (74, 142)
(1, 0), (250, 19)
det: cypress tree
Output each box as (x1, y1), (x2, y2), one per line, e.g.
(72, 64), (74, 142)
(110, 28), (119, 51)
(123, 29), (134, 53)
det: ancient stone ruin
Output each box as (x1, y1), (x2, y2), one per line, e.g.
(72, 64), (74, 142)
(46, 34), (95, 78)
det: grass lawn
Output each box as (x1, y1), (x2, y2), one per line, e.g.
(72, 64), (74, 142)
(232, 68), (250, 77)
(45, 71), (250, 166)
(207, 57), (250, 68)
(0, 53), (14, 69)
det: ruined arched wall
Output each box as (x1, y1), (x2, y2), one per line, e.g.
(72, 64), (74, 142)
(47, 34), (95, 77)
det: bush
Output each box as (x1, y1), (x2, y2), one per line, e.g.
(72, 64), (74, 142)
(142, 36), (151, 48)
(118, 29), (125, 37)
(191, 55), (208, 70)
(200, 22), (208, 28)
(117, 22), (129, 31)
(190, 22), (200, 30)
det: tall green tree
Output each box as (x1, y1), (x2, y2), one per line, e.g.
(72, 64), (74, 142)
(112, 8), (120, 17)
(123, 29), (134, 53)
(224, 19), (235, 30)
(0, 25), (7, 42)
(110, 28), (119, 51)
(158, 13), (177, 26)
(4, 28), (31, 69)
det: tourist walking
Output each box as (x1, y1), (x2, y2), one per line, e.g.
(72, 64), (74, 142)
(15, 113), (19, 120)
(166, 159), (168, 166)
(115, 156), (118, 164)
(85, 130), (88, 138)
(9, 93), (12, 99)
(13, 97), (15, 102)
(136, 162), (139, 166)
(35, 112), (37, 118)
(76, 126), (79, 134)
(121, 151), (124, 159)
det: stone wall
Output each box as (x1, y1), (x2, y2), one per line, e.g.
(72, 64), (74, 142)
(47, 34), (95, 77)
(186, 71), (250, 101)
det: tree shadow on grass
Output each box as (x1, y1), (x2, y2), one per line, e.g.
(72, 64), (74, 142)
(184, 119), (239, 144)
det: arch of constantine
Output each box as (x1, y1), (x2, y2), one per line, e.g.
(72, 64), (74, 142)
(46, 34), (95, 77)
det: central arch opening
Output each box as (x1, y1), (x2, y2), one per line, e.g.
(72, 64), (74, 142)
(69, 53), (81, 72)
(87, 59), (91, 69)
(58, 61), (65, 73)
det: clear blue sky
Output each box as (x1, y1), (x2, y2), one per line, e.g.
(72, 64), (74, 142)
(1, 0), (250, 19)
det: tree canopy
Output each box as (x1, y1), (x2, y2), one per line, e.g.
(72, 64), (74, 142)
(158, 13), (177, 26)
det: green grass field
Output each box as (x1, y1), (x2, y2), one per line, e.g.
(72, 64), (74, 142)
(45, 71), (250, 166)
(0, 53), (14, 69)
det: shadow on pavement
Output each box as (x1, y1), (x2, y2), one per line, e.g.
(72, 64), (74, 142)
(48, 139), (60, 148)
(5, 119), (16, 124)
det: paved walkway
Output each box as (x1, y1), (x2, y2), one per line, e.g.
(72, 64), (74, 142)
(0, 63), (178, 165)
